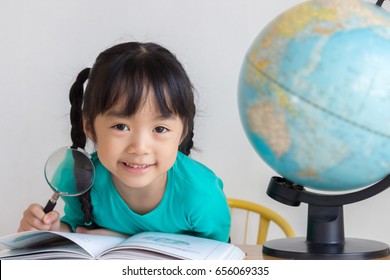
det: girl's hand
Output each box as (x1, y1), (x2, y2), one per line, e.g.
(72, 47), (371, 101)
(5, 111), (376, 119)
(75, 227), (129, 238)
(18, 203), (61, 232)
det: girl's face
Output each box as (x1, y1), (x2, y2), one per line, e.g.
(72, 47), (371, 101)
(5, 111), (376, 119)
(86, 94), (185, 192)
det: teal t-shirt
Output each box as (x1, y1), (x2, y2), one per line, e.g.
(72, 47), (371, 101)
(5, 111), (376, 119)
(61, 152), (231, 242)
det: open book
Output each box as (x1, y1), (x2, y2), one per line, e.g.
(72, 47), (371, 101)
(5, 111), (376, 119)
(0, 230), (245, 260)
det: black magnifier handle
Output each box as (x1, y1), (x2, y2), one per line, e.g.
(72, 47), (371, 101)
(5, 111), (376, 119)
(376, 0), (385, 7)
(43, 192), (60, 213)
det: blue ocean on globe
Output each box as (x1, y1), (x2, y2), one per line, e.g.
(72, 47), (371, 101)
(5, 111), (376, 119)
(238, 0), (390, 191)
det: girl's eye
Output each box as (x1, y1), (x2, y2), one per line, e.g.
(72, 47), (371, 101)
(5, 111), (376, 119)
(113, 124), (129, 131)
(154, 126), (168, 133)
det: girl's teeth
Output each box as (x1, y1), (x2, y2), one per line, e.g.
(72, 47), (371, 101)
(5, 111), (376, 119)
(125, 163), (149, 168)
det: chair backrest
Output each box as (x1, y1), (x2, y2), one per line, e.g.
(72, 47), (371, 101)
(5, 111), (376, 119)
(227, 198), (295, 245)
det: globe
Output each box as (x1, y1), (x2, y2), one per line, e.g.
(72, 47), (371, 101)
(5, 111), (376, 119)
(238, 0), (390, 191)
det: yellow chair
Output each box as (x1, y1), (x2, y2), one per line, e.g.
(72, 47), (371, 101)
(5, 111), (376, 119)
(227, 198), (295, 245)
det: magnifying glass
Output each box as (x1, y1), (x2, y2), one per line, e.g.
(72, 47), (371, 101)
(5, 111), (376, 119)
(43, 146), (95, 213)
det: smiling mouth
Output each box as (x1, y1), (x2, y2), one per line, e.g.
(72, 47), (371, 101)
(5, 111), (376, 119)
(123, 163), (153, 169)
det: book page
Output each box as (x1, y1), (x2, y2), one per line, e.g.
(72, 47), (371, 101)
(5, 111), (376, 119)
(101, 232), (245, 260)
(0, 230), (68, 249)
(0, 231), (125, 259)
(55, 232), (126, 257)
(0, 243), (93, 259)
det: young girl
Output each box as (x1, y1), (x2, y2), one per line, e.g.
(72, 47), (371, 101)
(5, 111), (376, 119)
(18, 42), (231, 242)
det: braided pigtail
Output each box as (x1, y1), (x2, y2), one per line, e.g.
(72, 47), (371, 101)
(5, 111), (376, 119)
(179, 130), (194, 156)
(69, 68), (89, 148)
(69, 68), (98, 229)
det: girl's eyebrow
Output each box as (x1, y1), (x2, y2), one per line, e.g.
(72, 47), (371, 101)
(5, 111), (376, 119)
(105, 110), (177, 121)
(153, 114), (178, 121)
(104, 110), (129, 118)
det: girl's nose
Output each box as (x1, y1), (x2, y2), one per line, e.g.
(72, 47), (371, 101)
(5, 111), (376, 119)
(126, 132), (150, 155)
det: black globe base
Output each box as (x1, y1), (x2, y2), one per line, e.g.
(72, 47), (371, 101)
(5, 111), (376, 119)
(265, 176), (390, 260)
(263, 237), (390, 260)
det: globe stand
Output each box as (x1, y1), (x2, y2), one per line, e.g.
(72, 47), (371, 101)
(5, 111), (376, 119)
(262, 176), (390, 259)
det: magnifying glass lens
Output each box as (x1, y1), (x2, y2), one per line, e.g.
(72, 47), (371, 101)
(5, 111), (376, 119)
(43, 147), (95, 213)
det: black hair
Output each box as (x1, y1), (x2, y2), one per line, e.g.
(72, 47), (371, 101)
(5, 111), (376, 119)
(69, 42), (196, 227)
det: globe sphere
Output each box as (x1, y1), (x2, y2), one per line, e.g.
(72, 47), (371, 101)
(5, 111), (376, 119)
(238, 0), (390, 191)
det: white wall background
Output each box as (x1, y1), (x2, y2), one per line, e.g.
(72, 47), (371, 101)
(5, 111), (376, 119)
(0, 0), (389, 245)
